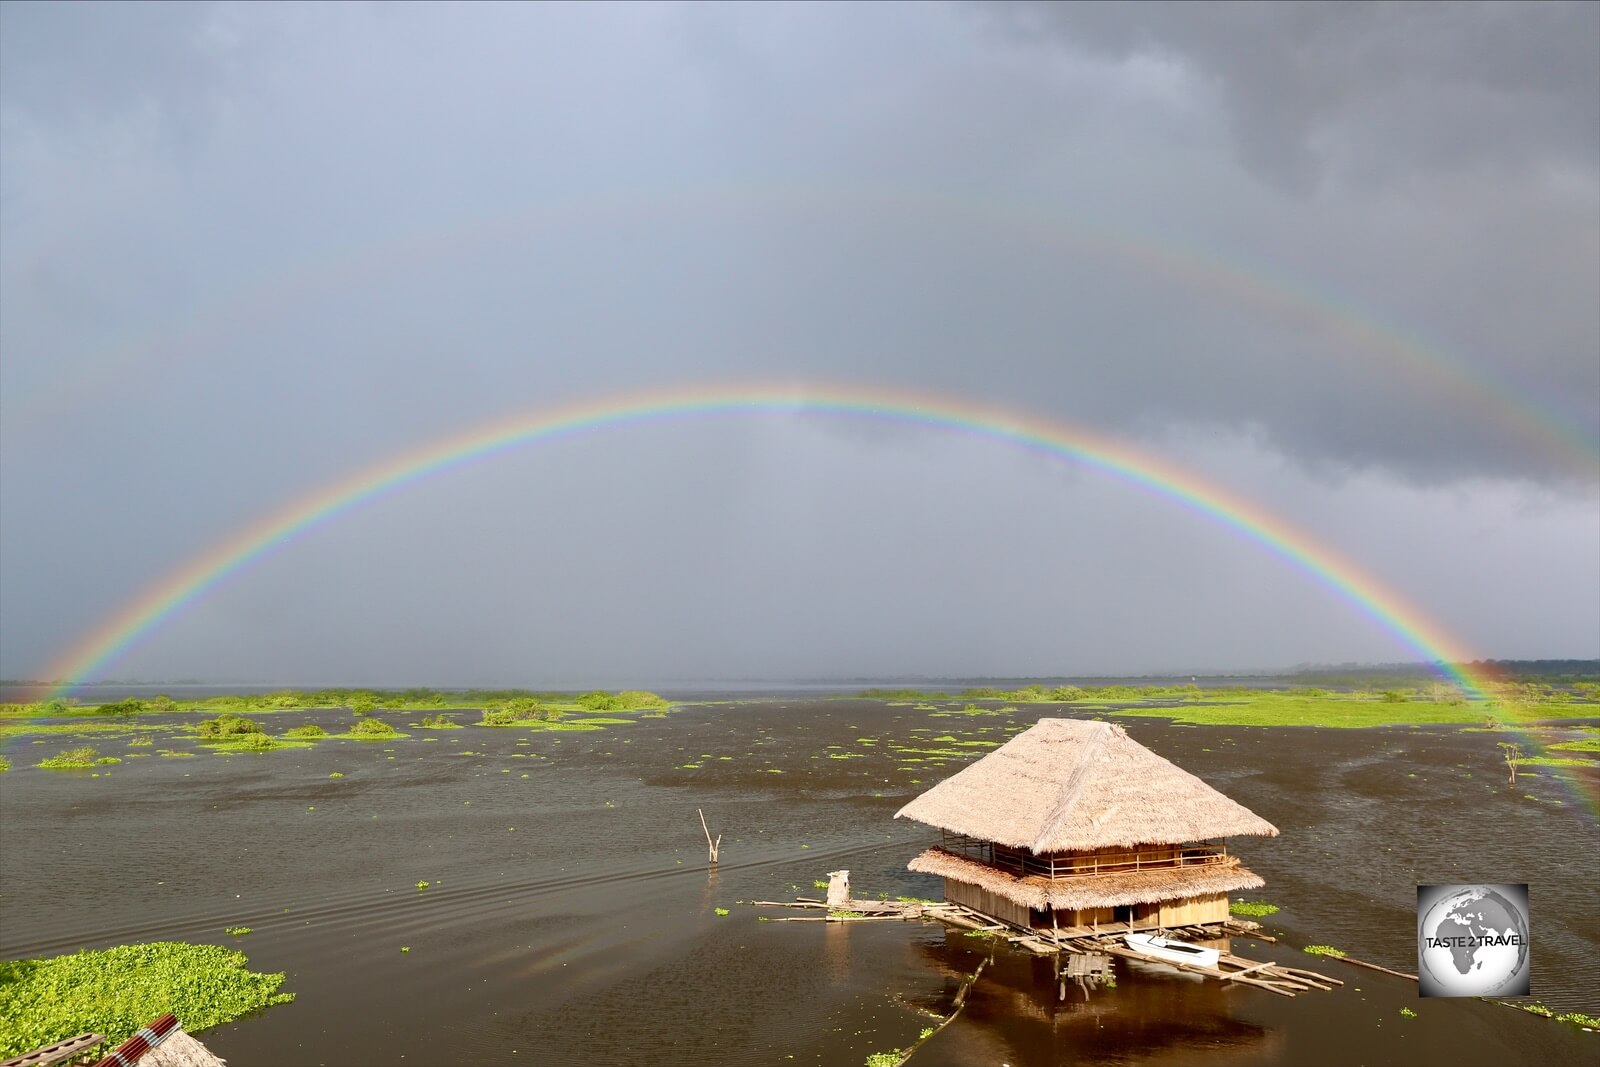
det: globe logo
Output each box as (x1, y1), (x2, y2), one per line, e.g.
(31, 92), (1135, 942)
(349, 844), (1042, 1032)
(1417, 884), (1530, 997)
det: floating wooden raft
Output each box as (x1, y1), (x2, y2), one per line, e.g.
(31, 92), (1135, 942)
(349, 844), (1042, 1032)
(747, 895), (1340, 997)
(1085, 935), (1342, 998)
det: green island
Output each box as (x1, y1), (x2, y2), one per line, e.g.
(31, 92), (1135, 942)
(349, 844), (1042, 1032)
(0, 942), (293, 1062)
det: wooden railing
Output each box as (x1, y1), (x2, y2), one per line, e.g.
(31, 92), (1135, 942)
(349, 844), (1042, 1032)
(939, 832), (1228, 879)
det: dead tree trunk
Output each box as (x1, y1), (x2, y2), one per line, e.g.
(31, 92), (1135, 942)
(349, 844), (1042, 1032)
(1497, 742), (1521, 785)
(698, 808), (721, 865)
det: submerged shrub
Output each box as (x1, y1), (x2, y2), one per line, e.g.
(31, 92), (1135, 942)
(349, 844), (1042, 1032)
(196, 714), (263, 738)
(349, 718), (399, 737)
(284, 724), (327, 738)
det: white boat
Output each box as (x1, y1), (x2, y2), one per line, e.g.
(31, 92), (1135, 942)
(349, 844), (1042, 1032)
(1123, 932), (1221, 968)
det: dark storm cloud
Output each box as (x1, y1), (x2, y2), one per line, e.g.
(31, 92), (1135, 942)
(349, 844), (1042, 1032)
(0, 2), (1594, 682)
(994, 0), (1600, 190)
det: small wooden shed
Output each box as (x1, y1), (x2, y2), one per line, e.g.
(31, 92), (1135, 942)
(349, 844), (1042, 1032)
(896, 719), (1277, 934)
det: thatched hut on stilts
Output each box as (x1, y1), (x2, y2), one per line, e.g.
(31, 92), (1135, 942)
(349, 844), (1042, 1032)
(896, 719), (1277, 935)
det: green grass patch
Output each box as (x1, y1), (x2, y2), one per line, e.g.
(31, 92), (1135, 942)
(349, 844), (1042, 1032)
(1517, 756), (1594, 768)
(0, 941), (293, 1061)
(1547, 738), (1600, 752)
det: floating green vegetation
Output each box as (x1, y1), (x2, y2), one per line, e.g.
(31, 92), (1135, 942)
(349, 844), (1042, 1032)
(851, 680), (1599, 729)
(0, 756), (8, 773)
(1400, 1007), (1417, 1018)
(202, 735), (311, 754)
(865, 1051), (902, 1067)
(37, 746), (120, 770)
(963, 929), (997, 940)
(283, 724), (327, 738)
(416, 714), (461, 729)
(126, 738), (154, 747)
(813, 880), (830, 889)
(0, 721), (157, 739)
(1516, 757), (1593, 768)
(829, 911), (864, 920)
(1229, 900), (1280, 918)
(225, 927), (252, 937)
(895, 896), (936, 904)
(330, 719), (407, 740)
(328, 772), (344, 779)
(1303, 945), (1346, 958)
(416, 881), (430, 890)
(0, 941), (294, 1061)
(157, 749), (195, 758)
(1549, 737), (1600, 752)
(714, 908), (730, 917)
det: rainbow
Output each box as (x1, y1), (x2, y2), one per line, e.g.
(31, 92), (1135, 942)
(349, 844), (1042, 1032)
(8, 184), (1597, 475)
(40, 381), (1502, 698)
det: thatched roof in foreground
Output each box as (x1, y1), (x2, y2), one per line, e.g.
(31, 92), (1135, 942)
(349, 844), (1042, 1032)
(895, 719), (1277, 852)
(909, 846), (1265, 909)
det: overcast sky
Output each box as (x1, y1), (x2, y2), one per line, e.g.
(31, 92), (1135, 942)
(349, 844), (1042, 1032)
(2, 1), (1596, 685)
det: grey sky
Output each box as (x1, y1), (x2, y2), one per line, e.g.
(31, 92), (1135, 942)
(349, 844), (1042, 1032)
(1, 1), (1595, 684)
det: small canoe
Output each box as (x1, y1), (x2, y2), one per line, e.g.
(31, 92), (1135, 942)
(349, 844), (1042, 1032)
(1123, 932), (1221, 968)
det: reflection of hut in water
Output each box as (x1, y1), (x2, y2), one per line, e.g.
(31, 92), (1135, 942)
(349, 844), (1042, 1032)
(914, 931), (1281, 1066)
(896, 719), (1277, 934)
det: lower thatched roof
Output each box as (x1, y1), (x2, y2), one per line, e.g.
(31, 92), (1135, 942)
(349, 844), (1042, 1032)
(909, 846), (1264, 910)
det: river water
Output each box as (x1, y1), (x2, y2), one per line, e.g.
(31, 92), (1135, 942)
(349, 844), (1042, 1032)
(1, 699), (1594, 1065)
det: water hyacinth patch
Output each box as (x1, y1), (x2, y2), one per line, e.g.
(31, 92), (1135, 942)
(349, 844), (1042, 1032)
(0, 942), (294, 1061)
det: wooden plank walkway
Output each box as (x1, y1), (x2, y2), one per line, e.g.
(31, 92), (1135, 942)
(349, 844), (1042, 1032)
(746, 895), (1340, 997)
(1, 1033), (104, 1067)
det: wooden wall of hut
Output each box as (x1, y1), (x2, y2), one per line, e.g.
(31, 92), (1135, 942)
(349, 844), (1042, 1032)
(943, 877), (1032, 928)
(1157, 892), (1229, 927)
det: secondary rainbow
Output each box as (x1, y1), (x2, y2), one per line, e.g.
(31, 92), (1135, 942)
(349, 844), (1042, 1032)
(10, 184), (1597, 475)
(39, 381), (1503, 701)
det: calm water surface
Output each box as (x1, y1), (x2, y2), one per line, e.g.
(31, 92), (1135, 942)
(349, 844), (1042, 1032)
(1, 700), (1595, 1066)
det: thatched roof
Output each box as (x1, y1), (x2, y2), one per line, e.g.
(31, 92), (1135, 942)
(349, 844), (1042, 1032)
(895, 719), (1277, 852)
(908, 846), (1264, 909)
